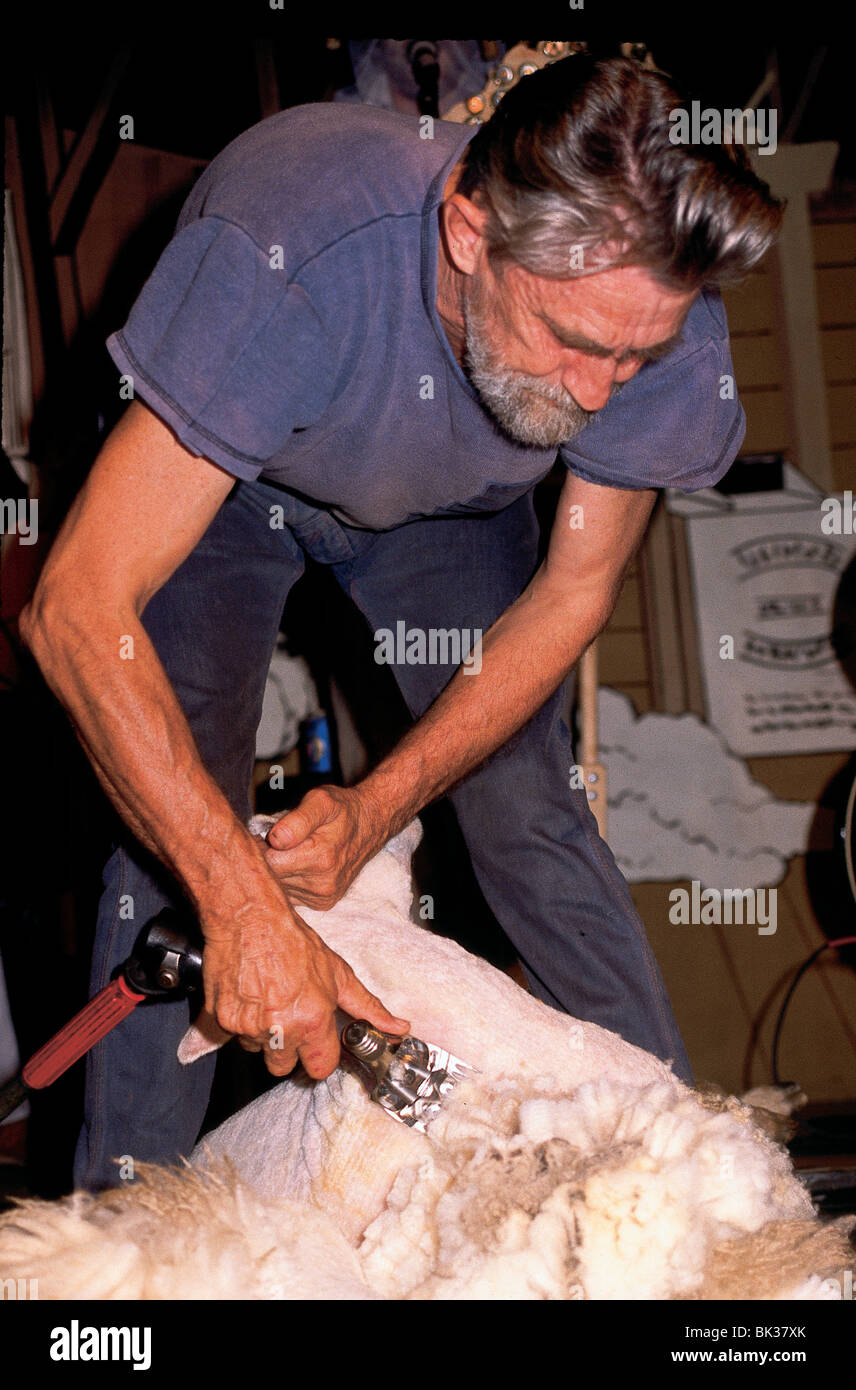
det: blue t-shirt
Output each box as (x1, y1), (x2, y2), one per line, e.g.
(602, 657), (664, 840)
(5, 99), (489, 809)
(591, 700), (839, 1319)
(106, 104), (745, 530)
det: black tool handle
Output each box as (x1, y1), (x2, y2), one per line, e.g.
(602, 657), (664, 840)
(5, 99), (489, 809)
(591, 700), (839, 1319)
(0, 1076), (29, 1125)
(0, 910), (203, 1115)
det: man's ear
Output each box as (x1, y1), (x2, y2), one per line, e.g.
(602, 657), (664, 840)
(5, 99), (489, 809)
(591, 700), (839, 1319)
(441, 192), (488, 275)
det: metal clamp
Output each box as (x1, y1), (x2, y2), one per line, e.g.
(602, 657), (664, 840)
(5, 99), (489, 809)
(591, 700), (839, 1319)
(122, 909), (204, 999)
(340, 1020), (473, 1133)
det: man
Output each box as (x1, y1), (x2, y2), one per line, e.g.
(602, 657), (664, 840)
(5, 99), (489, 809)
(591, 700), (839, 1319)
(21, 56), (780, 1190)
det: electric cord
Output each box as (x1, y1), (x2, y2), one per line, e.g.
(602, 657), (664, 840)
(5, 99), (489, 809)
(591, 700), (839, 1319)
(772, 935), (856, 1086)
(771, 935), (856, 1148)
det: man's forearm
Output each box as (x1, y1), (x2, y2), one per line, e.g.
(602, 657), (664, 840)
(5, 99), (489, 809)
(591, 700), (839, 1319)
(21, 600), (277, 925)
(357, 567), (612, 841)
(16, 401), (411, 1068)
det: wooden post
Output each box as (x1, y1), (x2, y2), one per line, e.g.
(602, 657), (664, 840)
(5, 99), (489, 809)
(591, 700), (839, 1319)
(750, 142), (838, 493)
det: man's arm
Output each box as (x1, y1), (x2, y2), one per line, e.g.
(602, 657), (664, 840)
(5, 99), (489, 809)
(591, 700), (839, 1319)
(263, 472), (656, 902)
(19, 401), (408, 1076)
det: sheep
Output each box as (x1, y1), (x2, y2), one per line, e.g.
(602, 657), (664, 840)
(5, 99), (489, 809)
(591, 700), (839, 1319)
(0, 820), (852, 1300)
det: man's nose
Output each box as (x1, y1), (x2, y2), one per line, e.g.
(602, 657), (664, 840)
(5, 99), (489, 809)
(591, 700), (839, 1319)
(560, 356), (617, 412)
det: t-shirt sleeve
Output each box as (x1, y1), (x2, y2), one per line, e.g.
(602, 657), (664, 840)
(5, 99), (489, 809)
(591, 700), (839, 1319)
(558, 290), (745, 494)
(105, 217), (337, 479)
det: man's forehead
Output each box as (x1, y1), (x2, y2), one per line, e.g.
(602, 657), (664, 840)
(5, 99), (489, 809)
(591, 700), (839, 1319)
(511, 263), (696, 350)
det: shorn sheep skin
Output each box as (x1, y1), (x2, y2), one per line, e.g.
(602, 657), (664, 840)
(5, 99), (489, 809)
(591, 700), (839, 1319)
(0, 820), (852, 1300)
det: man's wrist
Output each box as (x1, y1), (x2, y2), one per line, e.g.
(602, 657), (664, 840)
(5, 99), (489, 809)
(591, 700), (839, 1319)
(183, 822), (285, 926)
(350, 777), (399, 854)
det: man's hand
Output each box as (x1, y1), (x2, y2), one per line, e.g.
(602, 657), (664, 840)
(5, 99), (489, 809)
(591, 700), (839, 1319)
(260, 785), (386, 909)
(202, 886), (409, 1077)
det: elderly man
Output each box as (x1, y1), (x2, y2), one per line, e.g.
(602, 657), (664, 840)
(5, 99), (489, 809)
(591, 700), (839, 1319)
(22, 56), (780, 1189)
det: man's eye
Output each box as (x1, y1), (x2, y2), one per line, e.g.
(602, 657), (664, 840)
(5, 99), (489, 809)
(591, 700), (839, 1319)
(564, 341), (605, 359)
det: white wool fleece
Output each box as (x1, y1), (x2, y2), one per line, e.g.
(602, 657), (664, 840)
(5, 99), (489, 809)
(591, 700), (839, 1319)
(0, 821), (847, 1302)
(187, 821), (846, 1301)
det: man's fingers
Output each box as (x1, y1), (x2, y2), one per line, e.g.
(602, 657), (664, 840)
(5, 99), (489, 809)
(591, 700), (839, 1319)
(296, 1016), (344, 1080)
(262, 841), (335, 877)
(266, 798), (332, 850)
(263, 1043), (300, 1077)
(237, 1028), (299, 1075)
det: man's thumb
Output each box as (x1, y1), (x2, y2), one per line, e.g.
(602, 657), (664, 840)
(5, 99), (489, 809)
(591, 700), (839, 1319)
(341, 976), (409, 1037)
(267, 804), (315, 850)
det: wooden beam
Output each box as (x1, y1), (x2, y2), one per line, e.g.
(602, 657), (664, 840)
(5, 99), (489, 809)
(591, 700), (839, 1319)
(35, 72), (63, 196)
(9, 97), (68, 393)
(4, 117), (46, 409)
(750, 143), (838, 492)
(48, 46), (132, 253)
(639, 499), (688, 713)
(668, 513), (706, 718)
(578, 642), (607, 837)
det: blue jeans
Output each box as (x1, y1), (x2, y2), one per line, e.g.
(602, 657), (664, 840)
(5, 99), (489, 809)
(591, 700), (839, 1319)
(74, 480), (693, 1190)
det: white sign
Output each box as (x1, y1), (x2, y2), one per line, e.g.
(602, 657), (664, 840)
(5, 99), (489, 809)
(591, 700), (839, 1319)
(666, 465), (856, 756)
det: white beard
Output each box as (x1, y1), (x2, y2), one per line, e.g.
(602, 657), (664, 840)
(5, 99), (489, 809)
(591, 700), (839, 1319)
(461, 280), (619, 448)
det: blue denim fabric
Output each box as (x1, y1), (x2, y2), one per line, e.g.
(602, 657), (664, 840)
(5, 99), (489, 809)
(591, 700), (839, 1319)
(74, 480), (693, 1190)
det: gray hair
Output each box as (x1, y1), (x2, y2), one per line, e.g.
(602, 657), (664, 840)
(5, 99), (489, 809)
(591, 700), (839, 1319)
(456, 55), (783, 291)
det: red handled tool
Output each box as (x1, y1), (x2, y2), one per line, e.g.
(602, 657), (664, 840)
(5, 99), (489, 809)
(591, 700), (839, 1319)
(0, 910), (203, 1123)
(0, 911), (477, 1136)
